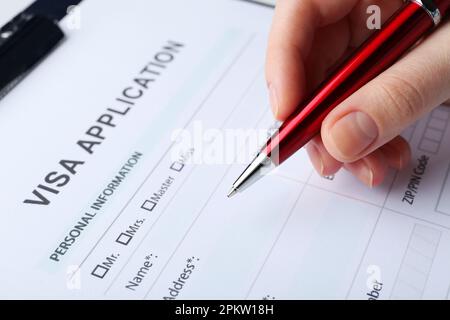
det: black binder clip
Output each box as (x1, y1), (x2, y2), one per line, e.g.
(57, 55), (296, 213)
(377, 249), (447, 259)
(0, 13), (65, 100)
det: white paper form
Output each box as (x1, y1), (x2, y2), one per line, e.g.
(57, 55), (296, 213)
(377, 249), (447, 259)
(1, 0), (450, 300)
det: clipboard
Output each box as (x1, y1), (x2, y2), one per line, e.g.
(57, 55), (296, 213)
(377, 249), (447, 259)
(0, 0), (274, 101)
(1, 0), (449, 301)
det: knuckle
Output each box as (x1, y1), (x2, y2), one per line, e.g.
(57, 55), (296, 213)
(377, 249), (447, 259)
(375, 73), (426, 124)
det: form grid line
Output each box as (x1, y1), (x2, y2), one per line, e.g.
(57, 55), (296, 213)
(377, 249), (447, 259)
(104, 62), (264, 295)
(143, 93), (269, 299)
(71, 34), (257, 274)
(244, 172), (313, 299)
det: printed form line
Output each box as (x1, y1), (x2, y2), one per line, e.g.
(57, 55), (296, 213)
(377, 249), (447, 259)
(143, 105), (268, 299)
(73, 34), (257, 273)
(105, 63), (264, 295)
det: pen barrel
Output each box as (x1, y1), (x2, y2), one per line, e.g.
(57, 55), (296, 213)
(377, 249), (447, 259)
(265, 1), (438, 165)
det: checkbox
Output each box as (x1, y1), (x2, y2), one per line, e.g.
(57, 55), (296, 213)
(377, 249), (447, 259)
(429, 118), (446, 131)
(91, 265), (109, 279)
(141, 200), (157, 212)
(116, 233), (133, 246)
(170, 161), (184, 172)
(420, 139), (439, 154)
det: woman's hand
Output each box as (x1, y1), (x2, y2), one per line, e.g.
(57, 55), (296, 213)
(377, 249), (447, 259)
(266, 0), (450, 186)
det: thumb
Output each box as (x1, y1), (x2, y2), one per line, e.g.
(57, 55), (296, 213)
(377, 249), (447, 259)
(321, 22), (450, 163)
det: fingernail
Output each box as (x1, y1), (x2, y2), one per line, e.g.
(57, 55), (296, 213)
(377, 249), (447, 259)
(269, 83), (279, 118)
(357, 162), (375, 188)
(367, 166), (374, 188)
(345, 161), (375, 188)
(329, 111), (378, 159)
(307, 144), (325, 176)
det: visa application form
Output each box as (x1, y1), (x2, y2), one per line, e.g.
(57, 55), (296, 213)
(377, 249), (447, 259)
(1, 0), (450, 299)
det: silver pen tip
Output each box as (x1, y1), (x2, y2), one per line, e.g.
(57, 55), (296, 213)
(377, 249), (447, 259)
(227, 187), (237, 198)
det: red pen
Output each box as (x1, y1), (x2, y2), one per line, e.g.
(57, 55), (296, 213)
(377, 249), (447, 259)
(228, 0), (450, 197)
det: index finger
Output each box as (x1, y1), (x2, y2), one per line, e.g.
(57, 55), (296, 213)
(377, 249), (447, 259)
(266, 0), (358, 120)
